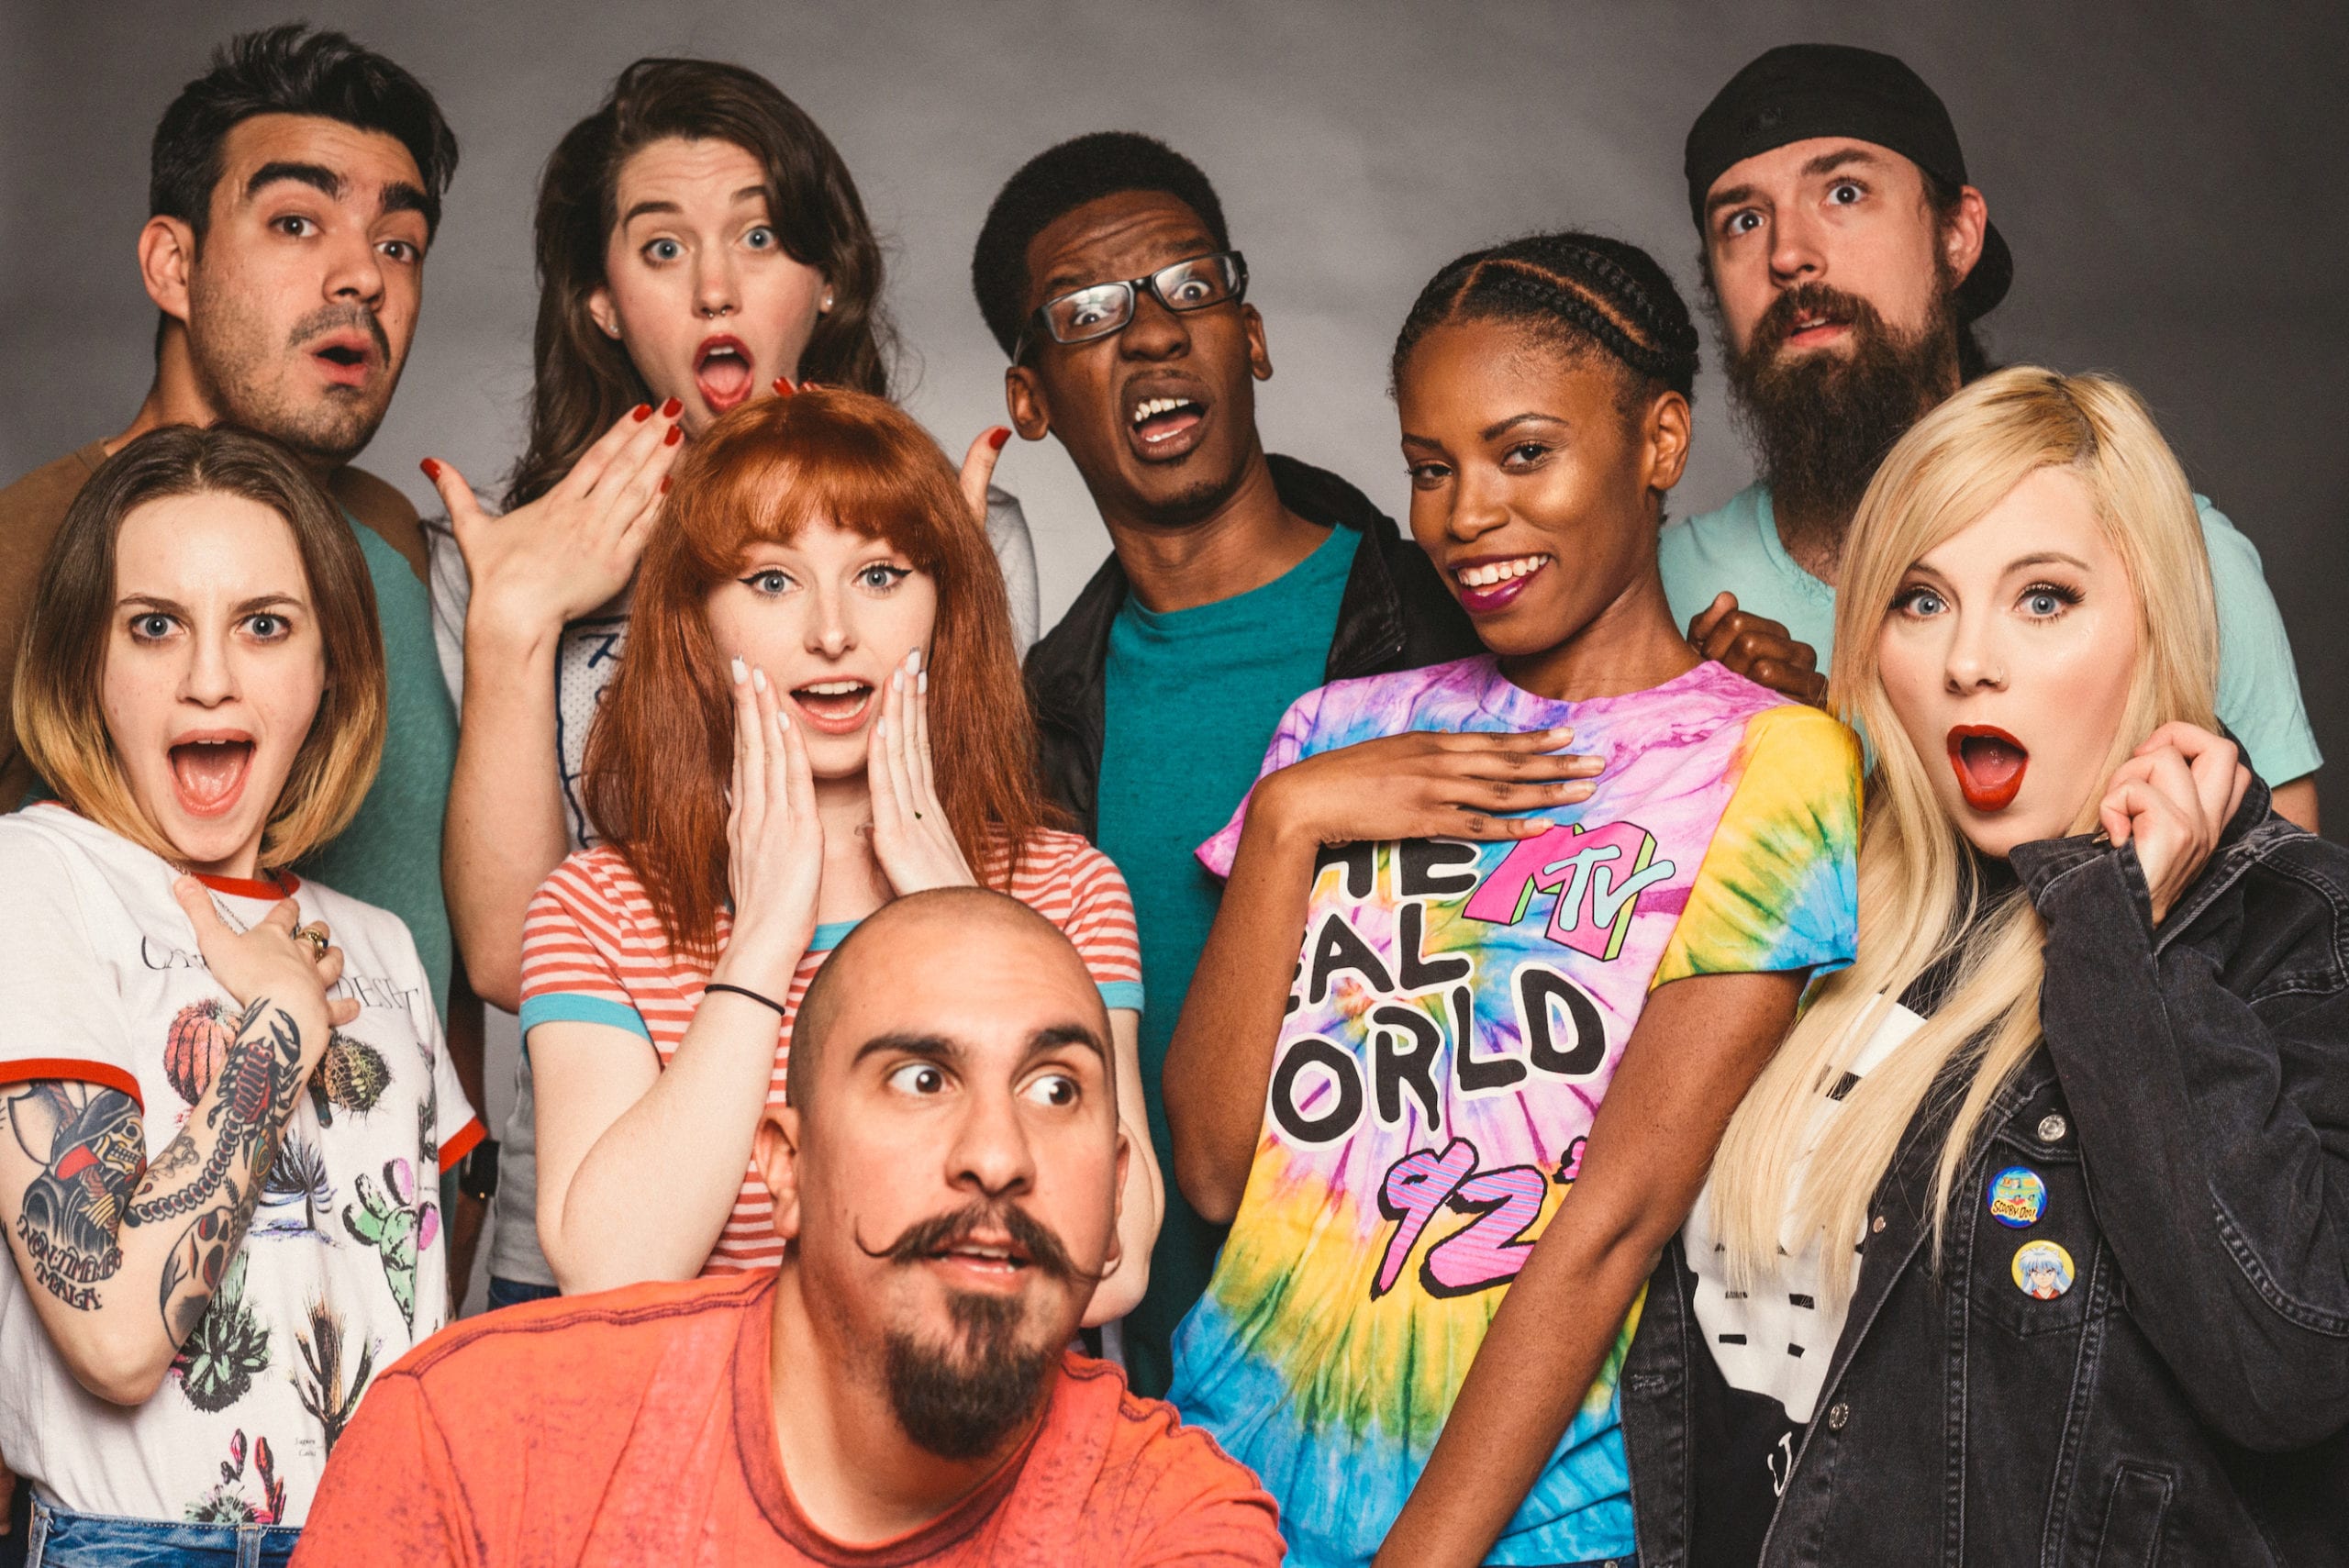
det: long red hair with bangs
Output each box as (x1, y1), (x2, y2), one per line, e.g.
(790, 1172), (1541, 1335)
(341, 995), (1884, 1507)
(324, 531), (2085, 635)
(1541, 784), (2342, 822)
(582, 387), (1052, 956)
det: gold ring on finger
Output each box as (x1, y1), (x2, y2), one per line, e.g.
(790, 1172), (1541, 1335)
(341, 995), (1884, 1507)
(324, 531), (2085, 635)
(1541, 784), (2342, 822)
(295, 921), (330, 960)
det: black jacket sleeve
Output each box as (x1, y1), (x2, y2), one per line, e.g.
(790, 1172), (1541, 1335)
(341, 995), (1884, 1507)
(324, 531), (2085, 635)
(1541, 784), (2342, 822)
(2032, 841), (2349, 1451)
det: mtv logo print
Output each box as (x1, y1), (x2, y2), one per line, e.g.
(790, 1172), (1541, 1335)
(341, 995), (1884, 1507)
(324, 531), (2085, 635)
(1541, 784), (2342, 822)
(1462, 820), (1675, 961)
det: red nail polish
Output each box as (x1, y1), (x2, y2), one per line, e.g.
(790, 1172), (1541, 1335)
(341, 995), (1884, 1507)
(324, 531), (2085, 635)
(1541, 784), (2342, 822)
(772, 376), (796, 397)
(630, 403), (652, 422)
(988, 427), (1011, 450)
(661, 397), (683, 418)
(418, 458), (441, 481)
(664, 425), (683, 447)
(659, 475), (672, 495)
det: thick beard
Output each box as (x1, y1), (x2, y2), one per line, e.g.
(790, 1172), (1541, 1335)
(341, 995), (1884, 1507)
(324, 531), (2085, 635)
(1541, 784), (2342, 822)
(881, 1288), (1059, 1461)
(184, 287), (394, 466)
(1724, 279), (1962, 534)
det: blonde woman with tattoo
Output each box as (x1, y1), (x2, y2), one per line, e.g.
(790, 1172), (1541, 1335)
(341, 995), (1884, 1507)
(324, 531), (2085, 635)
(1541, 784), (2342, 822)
(0, 428), (479, 1565)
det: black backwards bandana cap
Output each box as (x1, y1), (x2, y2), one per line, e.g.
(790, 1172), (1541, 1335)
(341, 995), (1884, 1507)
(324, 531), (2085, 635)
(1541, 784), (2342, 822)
(1685, 43), (2012, 320)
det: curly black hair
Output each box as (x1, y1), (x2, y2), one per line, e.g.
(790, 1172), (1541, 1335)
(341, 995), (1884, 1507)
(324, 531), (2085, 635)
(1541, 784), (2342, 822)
(971, 131), (1228, 359)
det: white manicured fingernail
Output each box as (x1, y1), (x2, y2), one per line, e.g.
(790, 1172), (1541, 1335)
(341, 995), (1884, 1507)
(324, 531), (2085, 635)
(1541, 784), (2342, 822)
(917, 671), (928, 695)
(893, 668), (904, 692)
(730, 656), (747, 684)
(752, 667), (768, 692)
(909, 648), (922, 673)
(775, 708), (790, 733)
(875, 716), (887, 739)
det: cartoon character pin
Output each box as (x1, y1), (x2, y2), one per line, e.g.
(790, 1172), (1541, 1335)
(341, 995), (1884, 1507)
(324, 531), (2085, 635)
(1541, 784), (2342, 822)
(2011, 1240), (2075, 1300)
(1987, 1166), (2048, 1229)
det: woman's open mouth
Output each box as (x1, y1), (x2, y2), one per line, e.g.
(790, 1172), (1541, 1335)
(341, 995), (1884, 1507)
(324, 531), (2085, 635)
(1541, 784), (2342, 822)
(695, 335), (756, 415)
(169, 735), (256, 817)
(790, 679), (874, 735)
(1452, 552), (1553, 616)
(1947, 725), (2029, 813)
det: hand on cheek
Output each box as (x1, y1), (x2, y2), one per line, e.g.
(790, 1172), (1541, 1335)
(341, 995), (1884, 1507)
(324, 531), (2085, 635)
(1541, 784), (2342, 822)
(867, 649), (978, 895)
(2098, 722), (2252, 924)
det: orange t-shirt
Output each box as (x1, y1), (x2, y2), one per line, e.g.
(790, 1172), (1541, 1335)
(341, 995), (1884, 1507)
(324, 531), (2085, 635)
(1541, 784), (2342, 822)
(290, 1272), (1283, 1567)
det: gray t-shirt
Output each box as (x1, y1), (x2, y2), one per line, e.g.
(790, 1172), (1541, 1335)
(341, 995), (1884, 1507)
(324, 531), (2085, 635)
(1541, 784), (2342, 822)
(427, 487), (1040, 1286)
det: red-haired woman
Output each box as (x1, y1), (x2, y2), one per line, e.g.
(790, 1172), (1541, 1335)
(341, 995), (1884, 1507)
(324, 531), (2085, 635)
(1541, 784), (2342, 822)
(519, 388), (1158, 1318)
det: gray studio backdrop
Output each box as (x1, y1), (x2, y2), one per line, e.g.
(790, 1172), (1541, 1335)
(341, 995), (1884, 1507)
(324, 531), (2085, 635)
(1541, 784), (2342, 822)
(6, 1), (2342, 1306)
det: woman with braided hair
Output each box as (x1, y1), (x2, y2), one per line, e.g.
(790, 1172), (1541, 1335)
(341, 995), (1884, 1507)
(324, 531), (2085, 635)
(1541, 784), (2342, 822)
(1159, 232), (1864, 1567)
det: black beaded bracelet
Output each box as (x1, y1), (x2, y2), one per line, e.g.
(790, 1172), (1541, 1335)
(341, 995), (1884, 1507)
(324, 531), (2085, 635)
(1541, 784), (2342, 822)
(705, 981), (788, 1017)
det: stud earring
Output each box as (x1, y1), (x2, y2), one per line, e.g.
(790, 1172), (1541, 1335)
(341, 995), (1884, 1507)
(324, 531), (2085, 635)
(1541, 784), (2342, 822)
(819, 294), (834, 314)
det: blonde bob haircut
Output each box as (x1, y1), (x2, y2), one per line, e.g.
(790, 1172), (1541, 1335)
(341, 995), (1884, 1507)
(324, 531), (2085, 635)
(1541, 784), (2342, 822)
(15, 425), (387, 872)
(1708, 366), (2219, 1301)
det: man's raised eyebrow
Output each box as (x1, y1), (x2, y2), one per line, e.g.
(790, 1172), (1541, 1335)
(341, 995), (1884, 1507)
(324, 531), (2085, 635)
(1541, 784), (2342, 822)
(1799, 146), (1887, 180)
(246, 161), (343, 205)
(379, 183), (430, 223)
(852, 1031), (964, 1070)
(1025, 1022), (1108, 1064)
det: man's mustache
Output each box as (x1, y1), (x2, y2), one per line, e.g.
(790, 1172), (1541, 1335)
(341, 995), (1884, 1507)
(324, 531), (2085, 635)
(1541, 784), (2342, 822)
(1749, 282), (1879, 359)
(855, 1199), (1105, 1286)
(286, 303), (392, 363)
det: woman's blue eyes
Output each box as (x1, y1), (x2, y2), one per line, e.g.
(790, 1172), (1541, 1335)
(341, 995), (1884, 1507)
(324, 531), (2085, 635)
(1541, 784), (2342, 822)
(1894, 583), (2082, 618)
(126, 613), (292, 640)
(740, 566), (909, 595)
(745, 227), (776, 250)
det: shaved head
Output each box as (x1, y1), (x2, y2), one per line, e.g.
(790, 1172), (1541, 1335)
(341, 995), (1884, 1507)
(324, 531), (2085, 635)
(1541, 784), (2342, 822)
(786, 887), (1109, 1111)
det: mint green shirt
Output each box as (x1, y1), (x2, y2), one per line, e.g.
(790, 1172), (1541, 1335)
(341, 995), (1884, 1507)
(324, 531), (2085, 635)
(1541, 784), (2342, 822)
(295, 522), (460, 1014)
(1659, 484), (2321, 786)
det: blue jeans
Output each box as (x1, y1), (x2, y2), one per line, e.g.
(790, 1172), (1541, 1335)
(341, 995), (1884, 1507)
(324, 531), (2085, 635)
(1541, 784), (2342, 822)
(485, 1274), (559, 1311)
(26, 1499), (297, 1568)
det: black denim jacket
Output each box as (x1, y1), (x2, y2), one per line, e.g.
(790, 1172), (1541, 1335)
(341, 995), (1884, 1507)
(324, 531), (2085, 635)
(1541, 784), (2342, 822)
(1021, 453), (1479, 834)
(1623, 774), (2349, 1566)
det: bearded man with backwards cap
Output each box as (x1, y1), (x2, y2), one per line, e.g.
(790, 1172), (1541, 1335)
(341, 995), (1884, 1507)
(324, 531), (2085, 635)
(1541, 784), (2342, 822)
(1661, 42), (2321, 831)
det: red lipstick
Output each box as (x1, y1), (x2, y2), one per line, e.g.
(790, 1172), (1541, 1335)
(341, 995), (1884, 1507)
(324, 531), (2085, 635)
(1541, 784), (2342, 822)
(1947, 726), (2029, 813)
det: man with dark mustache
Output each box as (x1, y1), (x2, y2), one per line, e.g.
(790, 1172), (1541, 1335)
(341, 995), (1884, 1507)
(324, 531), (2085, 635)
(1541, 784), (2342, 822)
(0, 25), (489, 1311)
(972, 133), (1478, 1397)
(292, 888), (1283, 1566)
(1661, 44), (2321, 829)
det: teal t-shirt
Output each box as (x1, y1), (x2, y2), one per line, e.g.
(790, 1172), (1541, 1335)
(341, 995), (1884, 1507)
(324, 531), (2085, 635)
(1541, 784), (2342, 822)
(1097, 522), (1360, 1397)
(1659, 483), (2321, 786)
(295, 521), (460, 1015)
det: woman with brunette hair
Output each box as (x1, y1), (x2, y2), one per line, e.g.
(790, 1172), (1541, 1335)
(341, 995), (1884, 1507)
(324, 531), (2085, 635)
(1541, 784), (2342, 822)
(1624, 368), (2349, 1565)
(518, 387), (1157, 1316)
(0, 427), (478, 1561)
(417, 57), (1039, 1309)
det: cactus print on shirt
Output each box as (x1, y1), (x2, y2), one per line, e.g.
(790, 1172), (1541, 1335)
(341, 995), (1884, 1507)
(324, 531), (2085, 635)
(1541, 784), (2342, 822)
(1165, 657), (1860, 1567)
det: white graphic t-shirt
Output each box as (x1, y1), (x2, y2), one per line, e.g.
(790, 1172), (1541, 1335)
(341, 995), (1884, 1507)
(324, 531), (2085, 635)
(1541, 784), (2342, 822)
(0, 805), (483, 1524)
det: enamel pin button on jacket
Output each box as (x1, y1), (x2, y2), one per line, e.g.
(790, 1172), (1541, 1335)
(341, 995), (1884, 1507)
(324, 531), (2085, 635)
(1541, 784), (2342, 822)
(2012, 1240), (2075, 1299)
(1987, 1165), (2047, 1228)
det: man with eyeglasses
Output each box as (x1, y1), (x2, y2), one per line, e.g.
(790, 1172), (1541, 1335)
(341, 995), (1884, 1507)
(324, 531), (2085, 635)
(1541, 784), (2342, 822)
(971, 132), (1475, 1399)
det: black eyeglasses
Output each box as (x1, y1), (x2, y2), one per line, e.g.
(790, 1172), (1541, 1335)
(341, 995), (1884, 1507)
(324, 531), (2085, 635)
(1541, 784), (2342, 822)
(1012, 250), (1249, 362)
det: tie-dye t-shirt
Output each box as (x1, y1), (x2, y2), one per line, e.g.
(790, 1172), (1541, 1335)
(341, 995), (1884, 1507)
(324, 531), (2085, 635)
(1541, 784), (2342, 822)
(1164, 656), (1861, 1567)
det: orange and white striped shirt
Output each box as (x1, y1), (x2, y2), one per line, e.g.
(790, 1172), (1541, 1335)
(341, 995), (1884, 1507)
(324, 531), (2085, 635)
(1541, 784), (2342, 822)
(518, 831), (1144, 1273)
